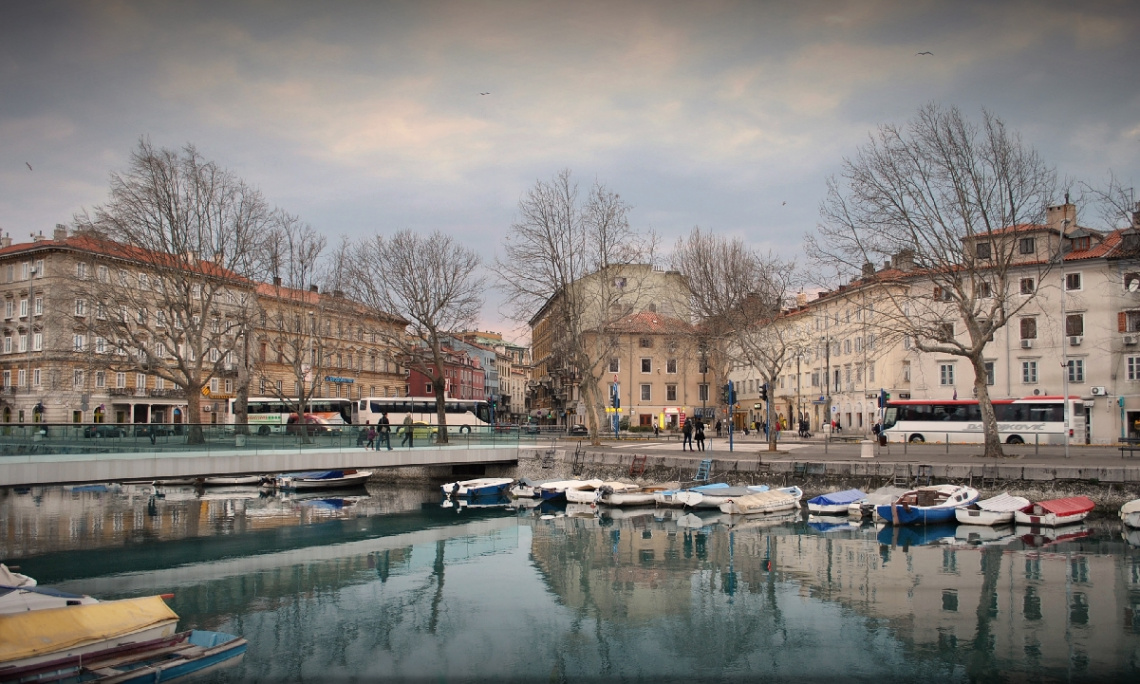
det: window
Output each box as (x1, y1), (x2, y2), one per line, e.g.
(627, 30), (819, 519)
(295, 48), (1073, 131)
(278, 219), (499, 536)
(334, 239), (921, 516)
(116, 372), (126, 388)
(984, 361), (995, 386)
(4, 301), (11, 318)
(33, 369), (40, 386)
(19, 299), (27, 317)
(939, 364), (955, 386)
(76, 262), (87, 279)
(2, 337), (9, 354)
(1022, 360), (1038, 384)
(74, 299), (87, 316)
(1020, 278), (1035, 295)
(137, 308), (147, 325)
(844, 339), (851, 354)
(18, 335), (26, 353)
(2, 371), (8, 387)
(1020, 317), (1037, 340)
(97, 265), (108, 282)
(1129, 357), (1140, 381)
(699, 384), (709, 402)
(1126, 273), (1140, 292)
(1019, 237), (1036, 255)
(609, 358), (619, 373)
(939, 322), (955, 341)
(73, 334), (85, 352)
(156, 311), (166, 327)
(666, 384), (677, 401)
(32, 332), (41, 351)
(1072, 236), (1091, 251)
(977, 281), (992, 298)
(667, 358), (677, 374)
(73, 369), (83, 388)
(1065, 313), (1084, 337)
(614, 277), (627, 289)
(95, 371), (105, 388)
(1065, 272), (1082, 291)
(640, 384), (651, 401)
(641, 358), (652, 373)
(976, 242), (991, 259)
(638, 337), (652, 348)
(137, 273), (148, 290)
(1126, 310), (1140, 333)
(1067, 359), (1085, 383)
(136, 373), (145, 389)
(16, 369), (24, 388)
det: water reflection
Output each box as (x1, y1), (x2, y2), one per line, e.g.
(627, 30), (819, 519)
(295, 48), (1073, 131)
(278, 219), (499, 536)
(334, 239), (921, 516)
(3, 485), (1139, 682)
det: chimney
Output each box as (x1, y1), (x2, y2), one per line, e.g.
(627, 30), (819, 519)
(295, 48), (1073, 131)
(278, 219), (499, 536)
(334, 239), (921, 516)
(0, 236), (10, 248)
(273, 276), (281, 287)
(31, 231), (45, 242)
(1046, 195), (1078, 234)
(309, 284), (319, 293)
(883, 260), (891, 271)
(1132, 201), (1140, 230)
(795, 291), (807, 307)
(53, 224), (68, 241)
(861, 262), (875, 278)
(893, 249), (915, 272)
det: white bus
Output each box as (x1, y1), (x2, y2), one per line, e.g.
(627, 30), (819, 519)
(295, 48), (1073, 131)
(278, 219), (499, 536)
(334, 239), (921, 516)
(352, 397), (493, 434)
(881, 395), (1084, 445)
(227, 397), (353, 435)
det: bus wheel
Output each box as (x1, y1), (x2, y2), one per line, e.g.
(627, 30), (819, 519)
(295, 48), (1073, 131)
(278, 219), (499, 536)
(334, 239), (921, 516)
(1006, 435), (1024, 445)
(258, 425), (270, 436)
(460, 425), (470, 434)
(908, 434), (925, 443)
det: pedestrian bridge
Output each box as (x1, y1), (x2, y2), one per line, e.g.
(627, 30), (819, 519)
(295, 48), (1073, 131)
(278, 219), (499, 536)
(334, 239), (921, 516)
(0, 437), (523, 487)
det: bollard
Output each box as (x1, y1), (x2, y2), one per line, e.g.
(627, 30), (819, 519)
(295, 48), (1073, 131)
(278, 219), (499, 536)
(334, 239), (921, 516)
(860, 439), (875, 458)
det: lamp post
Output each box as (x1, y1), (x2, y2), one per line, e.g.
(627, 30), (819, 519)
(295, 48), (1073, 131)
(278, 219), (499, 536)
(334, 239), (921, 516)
(1059, 218), (1072, 459)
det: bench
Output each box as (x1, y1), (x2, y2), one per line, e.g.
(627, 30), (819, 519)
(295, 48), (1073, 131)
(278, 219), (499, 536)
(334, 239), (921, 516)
(1122, 438), (1140, 458)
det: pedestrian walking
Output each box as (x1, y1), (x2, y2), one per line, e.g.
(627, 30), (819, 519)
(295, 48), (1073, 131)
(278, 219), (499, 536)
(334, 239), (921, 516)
(365, 425), (376, 450)
(682, 418), (694, 451)
(715, 420), (722, 438)
(695, 419), (706, 452)
(653, 421), (659, 438)
(401, 414), (414, 448)
(378, 412), (392, 450)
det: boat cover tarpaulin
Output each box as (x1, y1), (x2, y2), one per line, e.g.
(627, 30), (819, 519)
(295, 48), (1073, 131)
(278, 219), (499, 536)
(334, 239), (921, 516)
(1029, 496), (1095, 516)
(975, 493), (1031, 512)
(807, 489), (866, 506)
(0, 595), (178, 663)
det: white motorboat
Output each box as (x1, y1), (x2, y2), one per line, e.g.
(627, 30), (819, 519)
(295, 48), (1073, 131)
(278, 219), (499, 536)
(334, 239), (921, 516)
(441, 477), (514, 498)
(876, 484), (979, 525)
(539, 479), (604, 501)
(509, 478), (551, 498)
(954, 492), (1031, 526)
(565, 481), (639, 504)
(599, 483), (678, 507)
(200, 475), (265, 486)
(274, 469), (373, 490)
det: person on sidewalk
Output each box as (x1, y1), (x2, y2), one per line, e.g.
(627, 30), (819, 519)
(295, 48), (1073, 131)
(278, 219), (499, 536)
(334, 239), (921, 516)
(695, 419), (706, 452)
(401, 414), (414, 448)
(365, 425), (376, 450)
(682, 418), (694, 451)
(378, 412), (392, 450)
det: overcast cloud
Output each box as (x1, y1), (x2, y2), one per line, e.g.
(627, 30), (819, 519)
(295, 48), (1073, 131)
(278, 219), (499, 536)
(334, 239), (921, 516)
(2, 0), (1138, 341)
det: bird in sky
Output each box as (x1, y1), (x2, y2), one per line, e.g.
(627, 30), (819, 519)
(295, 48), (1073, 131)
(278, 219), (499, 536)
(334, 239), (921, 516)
(25, 162), (32, 171)
(916, 51), (933, 56)
(479, 92), (490, 95)
(781, 201), (786, 206)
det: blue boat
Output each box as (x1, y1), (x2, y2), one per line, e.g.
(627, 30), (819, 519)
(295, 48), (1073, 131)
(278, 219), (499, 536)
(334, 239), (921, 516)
(806, 489), (867, 515)
(1, 629), (246, 683)
(441, 477), (514, 498)
(875, 484), (979, 525)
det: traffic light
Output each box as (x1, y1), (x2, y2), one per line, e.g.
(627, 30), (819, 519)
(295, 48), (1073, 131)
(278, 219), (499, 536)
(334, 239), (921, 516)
(722, 383), (731, 404)
(728, 381), (736, 405)
(610, 385), (620, 409)
(758, 383), (768, 402)
(878, 389), (890, 407)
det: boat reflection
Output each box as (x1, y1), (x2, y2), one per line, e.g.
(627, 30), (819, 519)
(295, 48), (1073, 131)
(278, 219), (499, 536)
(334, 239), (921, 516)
(877, 522), (958, 548)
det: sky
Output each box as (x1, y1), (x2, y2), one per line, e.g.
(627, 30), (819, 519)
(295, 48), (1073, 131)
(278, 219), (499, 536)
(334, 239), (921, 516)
(2, 0), (1138, 343)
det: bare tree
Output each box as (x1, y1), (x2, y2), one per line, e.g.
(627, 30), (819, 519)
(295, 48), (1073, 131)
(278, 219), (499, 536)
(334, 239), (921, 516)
(350, 229), (484, 444)
(498, 169), (657, 444)
(806, 104), (1057, 458)
(671, 227), (800, 451)
(70, 139), (270, 444)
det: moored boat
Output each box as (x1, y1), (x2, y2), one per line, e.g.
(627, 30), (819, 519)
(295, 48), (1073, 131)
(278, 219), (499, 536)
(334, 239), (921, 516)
(954, 492), (1031, 526)
(200, 474), (264, 486)
(509, 478), (550, 498)
(0, 595), (180, 671)
(0, 584), (99, 615)
(565, 481), (639, 504)
(806, 489), (867, 515)
(1119, 498), (1140, 528)
(1013, 496), (1095, 527)
(274, 469), (373, 490)
(599, 482), (679, 507)
(539, 479), (604, 501)
(441, 477), (515, 498)
(0, 629), (246, 684)
(851, 486), (909, 519)
(876, 484), (979, 526)
(718, 487), (802, 515)
(653, 483), (733, 507)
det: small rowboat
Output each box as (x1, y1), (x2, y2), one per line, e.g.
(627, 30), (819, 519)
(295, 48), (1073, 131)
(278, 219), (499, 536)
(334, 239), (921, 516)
(599, 483), (678, 507)
(719, 487), (802, 515)
(654, 483), (731, 507)
(1014, 496), (1095, 527)
(0, 629), (246, 683)
(538, 479), (604, 501)
(954, 492), (1031, 526)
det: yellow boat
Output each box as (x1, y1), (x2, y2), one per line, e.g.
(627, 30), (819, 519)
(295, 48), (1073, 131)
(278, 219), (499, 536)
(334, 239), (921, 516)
(0, 595), (179, 671)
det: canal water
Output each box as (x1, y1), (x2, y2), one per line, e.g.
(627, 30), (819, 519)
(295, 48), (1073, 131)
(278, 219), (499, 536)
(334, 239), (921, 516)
(2, 483), (1139, 682)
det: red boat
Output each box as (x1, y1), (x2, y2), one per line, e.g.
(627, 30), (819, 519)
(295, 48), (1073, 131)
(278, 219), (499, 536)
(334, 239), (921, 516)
(1013, 496), (1095, 527)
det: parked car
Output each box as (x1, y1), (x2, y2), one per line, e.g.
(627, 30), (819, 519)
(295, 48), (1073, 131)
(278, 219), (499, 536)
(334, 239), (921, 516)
(569, 424), (589, 436)
(83, 424), (126, 438)
(134, 424), (175, 437)
(286, 414), (342, 436)
(523, 423), (541, 435)
(395, 421), (437, 442)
